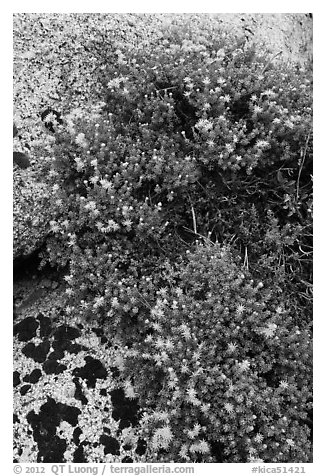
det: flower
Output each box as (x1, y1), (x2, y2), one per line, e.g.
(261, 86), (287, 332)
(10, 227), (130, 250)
(179, 444), (188, 458)
(152, 411), (170, 421)
(227, 342), (238, 353)
(165, 338), (174, 351)
(186, 387), (198, 404)
(152, 426), (173, 450)
(236, 304), (245, 315)
(179, 324), (191, 339)
(254, 433), (264, 443)
(224, 402), (234, 414)
(181, 364), (190, 374)
(189, 440), (210, 454)
(93, 296), (104, 308)
(238, 360), (250, 372)
(262, 89), (276, 98)
(107, 77), (123, 88)
(167, 379), (177, 390)
(285, 119), (294, 129)
(107, 220), (120, 232)
(286, 439), (295, 448)
(155, 337), (165, 349)
(84, 201), (97, 211)
(100, 179), (113, 190)
(95, 221), (104, 230)
(123, 219), (133, 230)
(200, 403), (210, 414)
(195, 118), (213, 133)
(152, 322), (163, 332)
(67, 233), (77, 247)
(75, 132), (88, 147)
(74, 157), (84, 170)
(253, 105), (263, 114)
(50, 220), (60, 233)
(124, 379), (137, 399)
(43, 112), (57, 125)
(158, 287), (168, 297)
(261, 323), (277, 338)
(256, 140), (270, 149)
(151, 305), (164, 319)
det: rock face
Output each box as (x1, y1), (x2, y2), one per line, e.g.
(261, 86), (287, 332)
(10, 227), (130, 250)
(212, 13), (312, 65)
(13, 313), (143, 463)
(13, 171), (50, 260)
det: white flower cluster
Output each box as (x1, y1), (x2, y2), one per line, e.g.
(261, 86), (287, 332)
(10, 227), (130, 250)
(189, 440), (210, 454)
(75, 132), (88, 148)
(123, 379), (138, 400)
(260, 323), (277, 338)
(107, 76), (129, 89)
(151, 426), (173, 450)
(195, 118), (214, 133)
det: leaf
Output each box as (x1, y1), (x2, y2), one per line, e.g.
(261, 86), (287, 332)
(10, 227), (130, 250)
(277, 170), (284, 183)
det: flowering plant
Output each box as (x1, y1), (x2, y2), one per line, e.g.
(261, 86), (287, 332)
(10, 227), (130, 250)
(122, 242), (312, 462)
(14, 14), (312, 463)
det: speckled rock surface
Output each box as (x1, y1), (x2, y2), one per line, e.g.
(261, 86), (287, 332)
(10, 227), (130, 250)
(13, 312), (147, 463)
(13, 169), (50, 260)
(211, 13), (312, 65)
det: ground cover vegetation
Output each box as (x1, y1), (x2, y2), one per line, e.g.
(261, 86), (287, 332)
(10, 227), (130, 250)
(13, 14), (312, 463)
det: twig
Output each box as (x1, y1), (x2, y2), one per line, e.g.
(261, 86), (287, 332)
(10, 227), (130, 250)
(190, 205), (197, 235)
(262, 51), (283, 74)
(156, 86), (178, 92)
(135, 289), (152, 310)
(243, 246), (249, 270)
(296, 130), (312, 201)
(183, 226), (214, 245)
(187, 193), (197, 235)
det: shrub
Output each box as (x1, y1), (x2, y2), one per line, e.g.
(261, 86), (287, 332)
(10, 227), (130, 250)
(14, 13), (313, 464)
(121, 242), (312, 463)
(38, 16), (312, 324)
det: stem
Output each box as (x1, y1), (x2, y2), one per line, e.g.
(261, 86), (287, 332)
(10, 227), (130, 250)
(191, 205), (197, 235)
(296, 130), (312, 201)
(243, 246), (249, 270)
(187, 193), (197, 235)
(262, 51), (282, 74)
